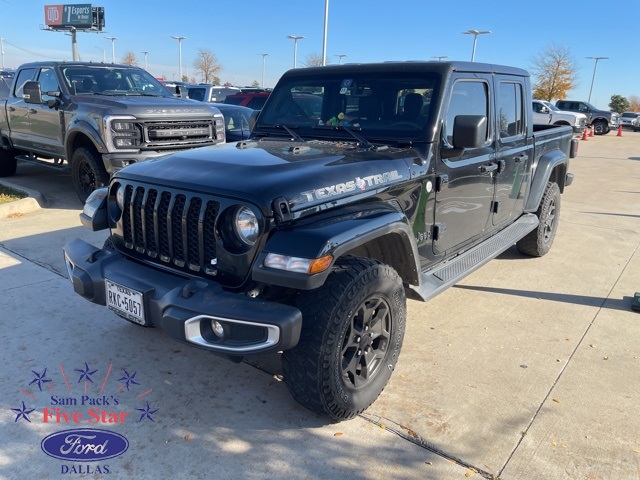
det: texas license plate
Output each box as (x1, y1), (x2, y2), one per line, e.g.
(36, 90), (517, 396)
(105, 279), (146, 325)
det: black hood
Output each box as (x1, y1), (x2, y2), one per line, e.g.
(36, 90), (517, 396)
(114, 139), (422, 215)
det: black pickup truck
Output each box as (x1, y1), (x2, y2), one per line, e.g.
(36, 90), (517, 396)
(0, 62), (225, 201)
(64, 61), (577, 420)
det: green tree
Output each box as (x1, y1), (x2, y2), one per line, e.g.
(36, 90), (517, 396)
(193, 49), (222, 84)
(530, 44), (577, 101)
(181, 75), (189, 82)
(251, 80), (260, 87)
(608, 94), (629, 114)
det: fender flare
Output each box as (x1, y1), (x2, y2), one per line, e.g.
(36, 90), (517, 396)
(252, 207), (421, 290)
(524, 149), (568, 212)
(65, 119), (108, 160)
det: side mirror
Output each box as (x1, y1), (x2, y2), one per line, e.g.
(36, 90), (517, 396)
(23, 81), (43, 104)
(248, 109), (260, 131)
(540, 106), (549, 114)
(452, 115), (487, 149)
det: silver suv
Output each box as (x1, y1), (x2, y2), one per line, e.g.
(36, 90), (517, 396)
(620, 112), (640, 132)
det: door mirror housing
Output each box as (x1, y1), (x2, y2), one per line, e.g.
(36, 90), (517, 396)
(23, 81), (43, 104)
(452, 115), (487, 149)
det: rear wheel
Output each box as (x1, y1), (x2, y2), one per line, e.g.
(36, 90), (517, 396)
(517, 182), (561, 257)
(71, 147), (109, 203)
(282, 256), (406, 420)
(0, 147), (17, 177)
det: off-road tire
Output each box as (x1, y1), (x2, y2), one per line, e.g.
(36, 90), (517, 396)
(0, 148), (17, 177)
(517, 182), (561, 257)
(282, 256), (406, 421)
(71, 147), (110, 203)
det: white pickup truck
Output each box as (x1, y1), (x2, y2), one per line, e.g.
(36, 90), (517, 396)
(532, 100), (586, 134)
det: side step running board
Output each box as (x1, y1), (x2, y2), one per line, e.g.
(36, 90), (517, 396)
(409, 214), (539, 302)
(16, 155), (68, 170)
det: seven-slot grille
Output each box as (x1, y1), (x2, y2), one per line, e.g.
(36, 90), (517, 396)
(120, 184), (220, 276)
(142, 120), (217, 149)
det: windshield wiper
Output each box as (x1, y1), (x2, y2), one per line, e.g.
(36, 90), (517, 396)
(312, 125), (387, 150)
(261, 124), (305, 142)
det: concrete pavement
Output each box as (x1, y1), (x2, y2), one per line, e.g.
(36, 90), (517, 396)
(0, 131), (639, 479)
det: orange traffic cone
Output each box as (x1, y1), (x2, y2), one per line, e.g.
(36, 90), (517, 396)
(589, 126), (594, 137)
(581, 127), (588, 141)
(617, 125), (623, 137)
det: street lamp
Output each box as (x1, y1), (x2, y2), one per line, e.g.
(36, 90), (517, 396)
(95, 46), (105, 62)
(432, 55), (449, 61)
(259, 53), (268, 88)
(171, 36), (186, 81)
(1, 38), (5, 70)
(321, 0), (329, 66)
(287, 35), (305, 68)
(334, 54), (347, 64)
(105, 36), (117, 63)
(586, 56), (609, 103)
(141, 51), (149, 71)
(462, 30), (491, 62)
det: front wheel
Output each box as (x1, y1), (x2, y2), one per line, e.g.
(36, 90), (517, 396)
(517, 182), (561, 257)
(593, 121), (608, 135)
(282, 257), (406, 420)
(71, 147), (110, 203)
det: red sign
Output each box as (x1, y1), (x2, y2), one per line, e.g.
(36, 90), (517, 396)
(44, 5), (64, 26)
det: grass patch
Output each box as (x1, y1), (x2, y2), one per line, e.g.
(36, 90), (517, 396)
(0, 185), (27, 205)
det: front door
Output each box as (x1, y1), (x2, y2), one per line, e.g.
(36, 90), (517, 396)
(432, 75), (496, 257)
(28, 67), (66, 157)
(5, 67), (36, 150)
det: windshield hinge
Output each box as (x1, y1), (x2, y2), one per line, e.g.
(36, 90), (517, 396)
(273, 197), (293, 225)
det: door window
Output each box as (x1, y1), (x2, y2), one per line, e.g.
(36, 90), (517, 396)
(37, 67), (60, 101)
(498, 82), (524, 138)
(444, 81), (489, 149)
(13, 68), (36, 98)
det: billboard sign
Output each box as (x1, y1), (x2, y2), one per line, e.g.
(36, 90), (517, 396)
(44, 4), (94, 28)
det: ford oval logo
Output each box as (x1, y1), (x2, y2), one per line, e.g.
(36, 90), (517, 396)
(41, 428), (128, 462)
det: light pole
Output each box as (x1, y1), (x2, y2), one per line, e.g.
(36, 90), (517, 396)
(105, 36), (117, 63)
(141, 51), (148, 71)
(287, 35), (304, 68)
(95, 46), (105, 62)
(432, 55), (449, 61)
(334, 54), (347, 64)
(586, 56), (609, 103)
(171, 36), (186, 81)
(321, 0), (329, 66)
(259, 53), (268, 88)
(462, 30), (491, 62)
(1, 38), (5, 69)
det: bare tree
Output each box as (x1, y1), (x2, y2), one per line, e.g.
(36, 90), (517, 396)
(193, 49), (222, 84)
(530, 44), (577, 101)
(251, 80), (260, 87)
(628, 95), (640, 112)
(302, 53), (331, 68)
(121, 52), (138, 66)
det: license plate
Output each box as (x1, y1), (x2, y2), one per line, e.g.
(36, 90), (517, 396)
(105, 279), (146, 325)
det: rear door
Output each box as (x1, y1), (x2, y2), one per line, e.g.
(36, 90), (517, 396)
(492, 76), (530, 226)
(432, 74), (496, 256)
(5, 67), (36, 150)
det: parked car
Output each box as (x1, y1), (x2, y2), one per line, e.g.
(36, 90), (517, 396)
(223, 91), (271, 110)
(66, 60), (578, 421)
(187, 84), (241, 103)
(555, 100), (620, 135)
(619, 112), (640, 132)
(210, 103), (252, 142)
(532, 100), (587, 134)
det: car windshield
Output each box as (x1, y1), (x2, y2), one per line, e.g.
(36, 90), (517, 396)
(621, 112), (639, 118)
(60, 66), (172, 97)
(543, 101), (560, 112)
(256, 71), (439, 141)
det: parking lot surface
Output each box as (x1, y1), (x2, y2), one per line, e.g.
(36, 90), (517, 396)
(1, 131), (639, 479)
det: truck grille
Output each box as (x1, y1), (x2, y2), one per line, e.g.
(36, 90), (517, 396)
(142, 119), (220, 149)
(120, 184), (220, 276)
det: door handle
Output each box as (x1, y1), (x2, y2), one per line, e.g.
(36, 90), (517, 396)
(8, 106), (15, 112)
(479, 163), (499, 174)
(28, 108), (37, 114)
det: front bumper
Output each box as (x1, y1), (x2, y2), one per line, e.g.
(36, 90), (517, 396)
(101, 151), (179, 174)
(63, 238), (302, 358)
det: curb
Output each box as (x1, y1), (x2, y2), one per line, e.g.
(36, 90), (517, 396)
(0, 179), (46, 218)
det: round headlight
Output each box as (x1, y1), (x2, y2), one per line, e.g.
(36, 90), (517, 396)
(115, 185), (125, 210)
(234, 207), (259, 246)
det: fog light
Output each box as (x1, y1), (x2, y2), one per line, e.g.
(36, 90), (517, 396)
(211, 320), (225, 338)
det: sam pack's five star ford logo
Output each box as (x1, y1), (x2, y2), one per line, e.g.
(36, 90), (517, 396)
(10, 362), (159, 475)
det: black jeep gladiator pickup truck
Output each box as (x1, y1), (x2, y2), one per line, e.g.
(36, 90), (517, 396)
(64, 61), (577, 420)
(0, 62), (225, 201)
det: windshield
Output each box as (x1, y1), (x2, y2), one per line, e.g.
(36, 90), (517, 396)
(543, 101), (560, 111)
(60, 65), (172, 97)
(256, 71), (439, 141)
(621, 112), (639, 118)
